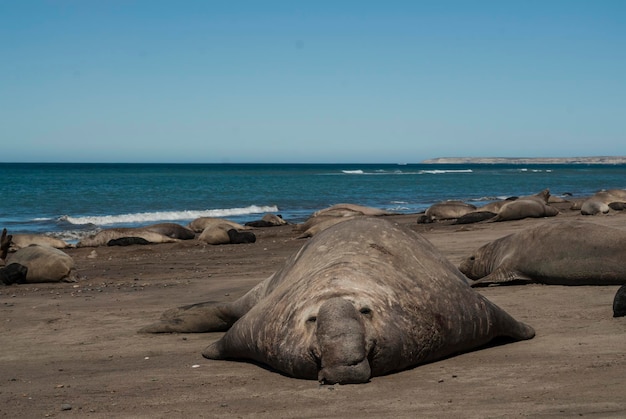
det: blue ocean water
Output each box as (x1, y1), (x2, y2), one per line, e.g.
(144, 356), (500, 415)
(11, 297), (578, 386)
(1, 162), (625, 243)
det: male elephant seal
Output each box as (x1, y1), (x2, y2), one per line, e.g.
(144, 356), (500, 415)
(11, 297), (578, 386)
(140, 218), (534, 384)
(459, 221), (626, 286)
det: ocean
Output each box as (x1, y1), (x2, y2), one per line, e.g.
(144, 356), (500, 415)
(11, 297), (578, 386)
(1, 162), (625, 244)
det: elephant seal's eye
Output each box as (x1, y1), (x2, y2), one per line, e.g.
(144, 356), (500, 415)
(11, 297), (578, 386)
(307, 316), (317, 323)
(360, 307), (372, 315)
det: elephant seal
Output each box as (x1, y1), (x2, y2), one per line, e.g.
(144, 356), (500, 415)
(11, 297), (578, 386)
(140, 217), (534, 384)
(108, 237), (151, 246)
(188, 217), (249, 233)
(296, 216), (357, 239)
(144, 223), (195, 240)
(453, 211), (497, 225)
(227, 229), (256, 244)
(424, 201), (477, 222)
(77, 228), (179, 247)
(10, 234), (72, 251)
(459, 221), (626, 286)
(295, 211), (360, 234)
(0, 263), (28, 285)
(312, 203), (394, 218)
(581, 200), (610, 215)
(613, 285), (626, 317)
(245, 214), (288, 227)
(478, 197), (518, 213)
(4, 245), (75, 283)
(609, 202), (626, 211)
(491, 199), (559, 222)
(580, 189), (626, 215)
(197, 223), (233, 245)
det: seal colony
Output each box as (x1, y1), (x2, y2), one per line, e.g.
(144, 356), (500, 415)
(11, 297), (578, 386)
(141, 217), (535, 384)
(2, 205), (626, 416)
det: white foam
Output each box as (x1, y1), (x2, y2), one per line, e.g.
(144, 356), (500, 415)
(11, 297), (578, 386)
(62, 205), (279, 226)
(418, 169), (473, 175)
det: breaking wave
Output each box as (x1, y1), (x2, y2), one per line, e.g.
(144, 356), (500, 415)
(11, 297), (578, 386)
(59, 205), (279, 227)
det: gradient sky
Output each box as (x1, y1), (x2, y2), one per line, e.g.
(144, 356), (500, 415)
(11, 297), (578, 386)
(2, 1), (625, 163)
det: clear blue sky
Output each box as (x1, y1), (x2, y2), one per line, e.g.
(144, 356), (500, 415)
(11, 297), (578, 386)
(2, 1), (625, 163)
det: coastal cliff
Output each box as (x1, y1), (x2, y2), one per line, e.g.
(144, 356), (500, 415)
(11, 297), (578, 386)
(422, 156), (626, 165)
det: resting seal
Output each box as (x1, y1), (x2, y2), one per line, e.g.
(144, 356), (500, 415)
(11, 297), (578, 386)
(580, 189), (626, 215)
(140, 218), (534, 384)
(107, 237), (151, 246)
(144, 223), (195, 240)
(491, 199), (559, 222)
(77, 228), (179, 247)
(312, 203), (394, 218)
(423, 201), (477, 222)
(227, 229), (256, 244)
(10, 234), (72, 251)
(3, 245), (75, 283)
(187, 217), (249, 233)
(460, 221), (626, 286)
(245, 214), (288, 228)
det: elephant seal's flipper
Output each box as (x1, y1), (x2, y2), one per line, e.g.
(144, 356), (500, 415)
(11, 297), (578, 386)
(140, 273), (277, 333)
(138, 302), (239, 333)
(470, 267), (534, 287)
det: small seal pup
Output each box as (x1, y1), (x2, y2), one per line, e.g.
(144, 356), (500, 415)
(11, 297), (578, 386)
(141, 218), (534, 384)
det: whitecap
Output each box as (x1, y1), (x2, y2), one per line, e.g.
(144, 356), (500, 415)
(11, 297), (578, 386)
(418, 169), (473, 175)
(63, 205), (279, 226)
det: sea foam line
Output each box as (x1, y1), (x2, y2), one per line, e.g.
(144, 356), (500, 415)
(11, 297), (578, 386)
(418, 169), (473, 175)
(60, 205), (279, 226)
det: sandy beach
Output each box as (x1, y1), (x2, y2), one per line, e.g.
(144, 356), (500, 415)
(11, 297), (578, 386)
(1, 205), (625, 418)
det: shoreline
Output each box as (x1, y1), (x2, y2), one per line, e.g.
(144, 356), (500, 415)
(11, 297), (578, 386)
(422, 156), (626, 164)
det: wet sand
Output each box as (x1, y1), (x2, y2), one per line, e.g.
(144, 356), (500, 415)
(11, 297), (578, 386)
(1, 206), (625, 418)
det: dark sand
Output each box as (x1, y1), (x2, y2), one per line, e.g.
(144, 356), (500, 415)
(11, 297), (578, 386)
(1, 206), (625, 418)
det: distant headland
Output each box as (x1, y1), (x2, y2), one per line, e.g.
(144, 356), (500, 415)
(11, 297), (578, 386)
(422, 156), (626, 165)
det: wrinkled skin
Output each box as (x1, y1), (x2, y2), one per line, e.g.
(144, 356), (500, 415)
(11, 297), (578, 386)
(460, 221), (626, 286)
(142, 218), (535, 384)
